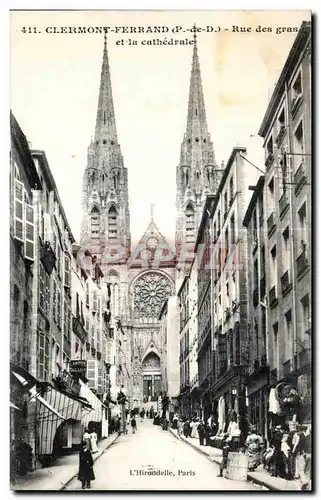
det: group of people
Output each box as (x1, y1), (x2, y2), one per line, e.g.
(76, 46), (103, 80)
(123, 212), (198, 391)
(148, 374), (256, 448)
(263, 424), (311, 489)
(177, 415), (217, 447)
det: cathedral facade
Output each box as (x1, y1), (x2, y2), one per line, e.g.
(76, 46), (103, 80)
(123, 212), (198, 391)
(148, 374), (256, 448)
(80, 34), (219, 408)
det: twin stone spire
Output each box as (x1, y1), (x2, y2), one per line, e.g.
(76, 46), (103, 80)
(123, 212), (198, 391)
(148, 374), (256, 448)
(81, 34), (219, 259)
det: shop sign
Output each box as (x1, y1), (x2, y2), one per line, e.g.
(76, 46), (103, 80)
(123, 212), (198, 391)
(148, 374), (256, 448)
(69, 359), (87, 378)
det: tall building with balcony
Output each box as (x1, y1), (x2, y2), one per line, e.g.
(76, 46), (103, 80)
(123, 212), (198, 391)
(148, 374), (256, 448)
(243, 176), (269, 437)
(195, 195), (216, 421)
(10, 112), (41, 451)
(257, 21), (311, 427)
(210, 147), (257, 436)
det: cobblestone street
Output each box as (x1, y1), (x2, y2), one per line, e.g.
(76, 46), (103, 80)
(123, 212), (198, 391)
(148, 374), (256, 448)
(66, 419), (262, 491)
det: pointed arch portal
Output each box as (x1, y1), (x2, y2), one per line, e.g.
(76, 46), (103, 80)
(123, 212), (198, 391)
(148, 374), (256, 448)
(142, 352), (161, 403)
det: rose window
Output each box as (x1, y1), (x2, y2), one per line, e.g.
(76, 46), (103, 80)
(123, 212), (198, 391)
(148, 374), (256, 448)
(133, 272), (173, 321)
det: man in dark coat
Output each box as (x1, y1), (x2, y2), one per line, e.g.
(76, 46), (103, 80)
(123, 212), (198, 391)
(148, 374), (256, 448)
(198, 421), (206, 446)
(78, 441), (95, 489)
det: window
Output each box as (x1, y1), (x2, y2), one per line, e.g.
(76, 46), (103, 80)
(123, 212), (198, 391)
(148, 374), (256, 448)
(185, 204), (195, 244)
(284, 310), (292, 361)
(91, 207), (100, 241)
(64, 256), (70, 288)
(108, 206), (117, 240)
(224, 227), (229, 262)
(37, 331), (49, 381)
(292, 72), (302, 101)
(53, 279), (57, 322)
(267, 136), (273, 155)
(92, 290), (98, 313)
(278, 109), (285, 134)
(230, 215), (235, 245)
(273, 321), (278, 338)
(270, 245), (277, 287)
(229, 176), (234, 202)
(39, 262), (50, 317)
(293, 121), (304, 172)
(57, 288), (61, 329)
(282, 227), (290, 272)
(301, 294), (310, 335)
(224, 192), (228, 215)
(298, 202), (307, 251)
(254, 259), (259, 290)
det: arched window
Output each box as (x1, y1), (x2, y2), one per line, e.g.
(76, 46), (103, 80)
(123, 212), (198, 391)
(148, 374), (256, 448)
(91, 207), (100, 241)
(185, 204), (195, 244)
(108, 206), (117, 240)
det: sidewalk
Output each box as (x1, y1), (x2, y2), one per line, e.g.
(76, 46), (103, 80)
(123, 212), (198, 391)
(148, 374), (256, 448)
(169, 428), (301, 491)
(11, 432), (119, 491)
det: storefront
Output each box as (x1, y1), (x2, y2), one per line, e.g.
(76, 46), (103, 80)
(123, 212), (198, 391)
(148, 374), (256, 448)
(247, 366), (270, 438)
(79, 379), (108, 438)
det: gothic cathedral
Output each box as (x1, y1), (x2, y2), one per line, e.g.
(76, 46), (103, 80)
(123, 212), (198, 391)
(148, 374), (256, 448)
(80, 34), (219, 407)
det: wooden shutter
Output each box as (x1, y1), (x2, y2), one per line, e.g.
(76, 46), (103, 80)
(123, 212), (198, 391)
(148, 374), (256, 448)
(43, 213), (52, 243)
(53, 280), (57, 321)
(14, 179), (24, 242)
(64, 299), (68, 335)
(92, 290), (98, 312)
(64, 255), (70, 288)
(87, 360), (98, 390)
(45, 272), (50, 317)
(57, 289), (61, 328)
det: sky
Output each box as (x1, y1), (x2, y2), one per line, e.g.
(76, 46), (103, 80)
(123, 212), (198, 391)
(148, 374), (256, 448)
(10, 10), (311, 246)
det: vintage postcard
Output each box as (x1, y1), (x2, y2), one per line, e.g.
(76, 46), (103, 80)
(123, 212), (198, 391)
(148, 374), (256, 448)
(9, 9), (312, 491)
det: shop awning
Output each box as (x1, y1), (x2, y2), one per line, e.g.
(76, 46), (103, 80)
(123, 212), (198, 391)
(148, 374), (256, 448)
(10, 363), (37, 392)
(10, 401), (20, 410)
(12, 371), (66, 420)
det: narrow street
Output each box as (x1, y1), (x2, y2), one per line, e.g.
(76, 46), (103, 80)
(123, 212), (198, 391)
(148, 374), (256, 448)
(66, 419), (262, 491)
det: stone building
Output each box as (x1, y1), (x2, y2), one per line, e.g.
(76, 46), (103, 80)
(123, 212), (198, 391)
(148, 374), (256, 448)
(210, 147), (257, 436)
(256, 21), (311, 428)
(159, 296), (180, 414)
(195, 195), (216, 421)
(177, 255), (199, 418)
(243, 176), (269, 437)
(10, 112), (41, 451)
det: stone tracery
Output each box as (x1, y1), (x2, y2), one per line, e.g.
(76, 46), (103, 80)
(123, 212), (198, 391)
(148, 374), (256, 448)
(133, 272), (173, 322)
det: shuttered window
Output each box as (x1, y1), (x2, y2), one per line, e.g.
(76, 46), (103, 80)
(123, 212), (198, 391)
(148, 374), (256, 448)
(87, 360), (98, 390)
(14, 179), (24, 242)
(24, 203), (35, 261)
(64, 255), (70, 288)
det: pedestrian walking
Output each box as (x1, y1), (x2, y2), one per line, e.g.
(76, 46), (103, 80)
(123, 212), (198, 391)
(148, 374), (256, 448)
(245, 426), (265, 471)
(78, 441), (95, 489)
(198, 421), (206, 446)
(131, 416), (137, 434)
(83, 428), (91, 450)
(90, 429), (98, 454)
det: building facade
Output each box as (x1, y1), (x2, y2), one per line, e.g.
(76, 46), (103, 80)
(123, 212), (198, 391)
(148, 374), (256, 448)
(243, 176), (270, 437)
(210, 147), (258, 436)
(10, 113), (41, 458)
(257, 21), (311, 430)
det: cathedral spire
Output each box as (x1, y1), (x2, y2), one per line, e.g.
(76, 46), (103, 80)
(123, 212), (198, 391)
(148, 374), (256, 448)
(94, 34), (118, 144)
(186, 31), (208, 139)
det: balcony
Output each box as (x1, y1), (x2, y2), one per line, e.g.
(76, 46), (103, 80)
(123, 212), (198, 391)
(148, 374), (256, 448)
(72, 315), (88, 344)
(275, 125), (286, 147)
(260, 275), (266, 298)
(267, 212), (276, 237)
(296, 247), (309, 278)
(252, 288), (259, 307)
(279, 192), (290, 218)
(281, 270), (292, 296)
(265, 152), (274, 171)
(294, 163), (307, 195)
(269, 285), (278, 308)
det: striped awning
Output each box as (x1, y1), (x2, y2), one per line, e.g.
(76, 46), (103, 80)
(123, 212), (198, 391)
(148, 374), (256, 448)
(37, 386), (83, 456)
(79, 380), (105, 427)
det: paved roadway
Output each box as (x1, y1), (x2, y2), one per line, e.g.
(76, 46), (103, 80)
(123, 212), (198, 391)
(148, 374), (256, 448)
(66, 418), (262, 491)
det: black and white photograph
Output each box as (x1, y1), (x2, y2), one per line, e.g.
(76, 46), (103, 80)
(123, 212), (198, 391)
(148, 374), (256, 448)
(9, 9), (312, 491)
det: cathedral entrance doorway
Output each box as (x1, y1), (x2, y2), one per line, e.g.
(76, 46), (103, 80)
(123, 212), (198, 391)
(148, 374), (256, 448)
(142, 352), (161, 403)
